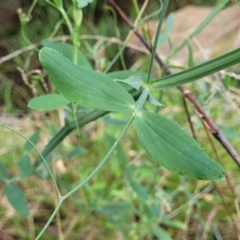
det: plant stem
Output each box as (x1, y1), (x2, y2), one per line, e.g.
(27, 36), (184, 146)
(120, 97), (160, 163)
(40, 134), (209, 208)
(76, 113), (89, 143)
(63, 114), (135, 198)
(135, 88), (149, 112)
(0, 124), (61, 198)
(35, 199), (64, 240)
(108, 0), (240, 167)
(34, 89), (141, 168)
(146, 0), (168, 84)
(169, 0), (229, 59)
(59, 7), (73, 34)
(35, 114), (135, 239)
(150, 48), (240, 91)
(34, 109), (107, 168)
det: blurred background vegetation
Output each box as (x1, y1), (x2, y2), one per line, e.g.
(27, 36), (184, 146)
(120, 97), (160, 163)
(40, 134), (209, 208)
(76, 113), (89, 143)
(0, 0), (240, 239)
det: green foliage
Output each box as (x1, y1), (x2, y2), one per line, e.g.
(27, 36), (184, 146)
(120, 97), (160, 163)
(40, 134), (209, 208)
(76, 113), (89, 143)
(134, 111), (225, 180)
(39, 47), (135, 111)
(153, 225), (172, 240)
(23, 131), (40, 154)
(5, 183), (29, 216)
(0, 161), (9, 181)
(150, 48), (240, 91)
(158, 12), (174, 46)
(166, 13), (174, 32)
(187, 40), (195, 68)
(28, 94), (70, 110)
(42, 40), (92, 69)
(18, 155), (33, 178)
(52, 0), (62, 8)
(1, 0), (240, 239)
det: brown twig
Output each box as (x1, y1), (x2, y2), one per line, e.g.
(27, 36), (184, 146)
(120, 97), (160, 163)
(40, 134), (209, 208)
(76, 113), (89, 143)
(107, 0), (240, 167)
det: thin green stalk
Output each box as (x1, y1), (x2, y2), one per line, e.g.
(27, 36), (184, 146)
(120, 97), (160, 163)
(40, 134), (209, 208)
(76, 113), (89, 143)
(188, 0), (228, 39)
(155, 91), (163, 113)
(45, 1), (73, 38)
(151, 48), (240, 91)
(71, 7), (81, 129)
(33, 89), (142, 168)
(49, 17), (65, 38)
(63, 114), (135, 197)
(20, 27), (32, 45)
(104, 1), (163, 73)
(34, 109), (107, 168)
(35, 114), (135, 239)
(18, 0), (38, 45)
(73, 39), (79, 64)
(132, 0), (140, 15)
(139, 0), (163, 24)
(72, 4), (82, 75)
(103, 39), (126, 73)
(58, 7), (73, 34)
(135, 88), (149, 112)
(34, 48), (240, 168)
(104, 5), (127, 71)
(169, 0), (229, 59)
(146, 0), (168, 84)
(27, 0), (38, 17)
(72, 25), (81, 64)
(35, 199), (64, 240)
(0, 124), (61, 198)
(71, 102), (81, 141)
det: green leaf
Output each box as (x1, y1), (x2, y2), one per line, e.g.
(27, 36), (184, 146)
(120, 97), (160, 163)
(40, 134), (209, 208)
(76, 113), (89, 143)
(39, 47), (135, 112)
(103, 115), (127, 126)
(161, 216), (187, 229)
(134, 111), (225, 180)
(23, 131), (40, 153)
(0, 161), (8, 181)
(114, 74), (143, 90)
(67, 146), (87, 158)
(28, 94), (70, 111)
(18, 155), (33, 178)
(42, 40), (92, 69)
(190, 0), (229, 39)
(5, 183), (29, 216)
(107, 70), (135, 79)
(152, 225), (171, 240)
(147, 93), (163, 106)
(158, 33), (169, 46)
(107, 70), (151, 92)
(166, 13), (174, 33)
(107, 70), (151, 83)
(151, 48), (240, 91)
(169, 0), (229, 59)
(100, 203), (131, 214)
(126, 168), (148, 201)
(53, 0), (62, 8)
(73, 7), (83, 26)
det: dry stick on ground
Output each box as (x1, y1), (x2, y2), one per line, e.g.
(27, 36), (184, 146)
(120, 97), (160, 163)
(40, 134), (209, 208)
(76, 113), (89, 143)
(107, 0), (240, 167)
